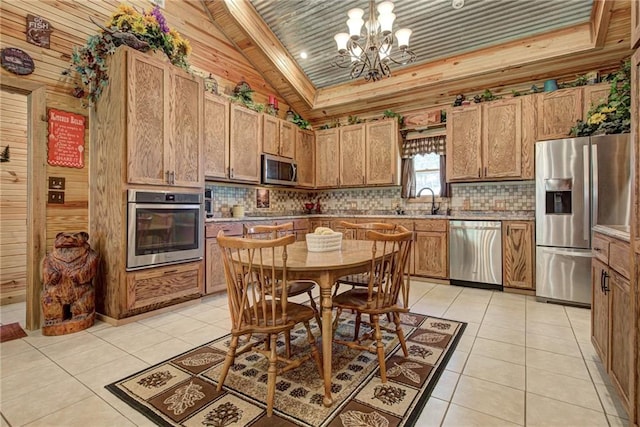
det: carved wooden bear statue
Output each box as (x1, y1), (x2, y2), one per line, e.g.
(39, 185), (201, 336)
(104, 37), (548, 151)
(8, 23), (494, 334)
(41, 231), (99, 335)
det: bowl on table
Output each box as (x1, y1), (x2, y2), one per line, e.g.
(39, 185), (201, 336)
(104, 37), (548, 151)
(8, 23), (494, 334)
(305, 232), (343, 252)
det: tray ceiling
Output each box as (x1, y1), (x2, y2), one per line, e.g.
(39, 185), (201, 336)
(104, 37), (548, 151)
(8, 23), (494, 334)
(250, 0), (594, 89)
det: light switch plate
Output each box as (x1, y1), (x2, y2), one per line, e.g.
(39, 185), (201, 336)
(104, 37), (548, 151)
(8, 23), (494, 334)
(48, 191), (64, 204)
(48, 177), (65, 189)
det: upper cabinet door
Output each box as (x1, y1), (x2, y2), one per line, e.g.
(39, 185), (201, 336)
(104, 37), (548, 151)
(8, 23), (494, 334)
(127, 52), (169, 185)
(632, 0), (640, 49)
(262, 114), (279, 156)
(583, 83), (611, 118)
(632, 49), (640, 247)
(365, 119), (398, 185)
(279, 120), (296, 158)
(203, 94), (230, 179)
(339, 124), (366, 186)
(295, 129), (315, 188)
(315, 128), (340, 188)
(446, 105), (482, 181)
(483, 98), (522, 179)
(229, 104), (261, 183)
(171, 71), (203, 187)
(536, 88), (582, 140)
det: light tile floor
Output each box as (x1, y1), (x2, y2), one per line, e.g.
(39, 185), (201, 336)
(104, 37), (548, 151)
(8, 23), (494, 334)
(0, 280), (629, 426)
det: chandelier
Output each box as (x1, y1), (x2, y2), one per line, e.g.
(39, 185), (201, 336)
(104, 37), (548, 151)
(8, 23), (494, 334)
(332, 0), (416, 82)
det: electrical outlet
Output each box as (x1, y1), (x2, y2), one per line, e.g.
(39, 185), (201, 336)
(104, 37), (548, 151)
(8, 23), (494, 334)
(348, 201), (357, 210)
(48, 176), (65, 189)
(494, 199), (505, 211)
(48, 191), (65, 204)
(462, 198), (470, 210)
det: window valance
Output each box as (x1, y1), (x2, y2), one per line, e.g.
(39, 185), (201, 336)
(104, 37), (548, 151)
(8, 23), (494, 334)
(401, 135), (446, 158)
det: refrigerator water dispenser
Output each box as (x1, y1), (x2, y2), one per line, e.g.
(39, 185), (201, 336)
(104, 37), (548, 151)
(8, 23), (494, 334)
(544, 178), (572, 214)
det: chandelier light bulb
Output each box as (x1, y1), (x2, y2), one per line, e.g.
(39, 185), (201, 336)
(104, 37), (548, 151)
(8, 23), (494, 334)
(334, 33), (350, 53)
(378, 12), (395, 35)
(452, 0), (464, 9)
(377, 1), (394, 15)
(347, 14), (364, 38)
(395, 28), (412, 49)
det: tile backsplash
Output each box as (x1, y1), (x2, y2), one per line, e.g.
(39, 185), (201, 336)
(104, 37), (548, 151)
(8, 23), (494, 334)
(206, 181), (534, 217)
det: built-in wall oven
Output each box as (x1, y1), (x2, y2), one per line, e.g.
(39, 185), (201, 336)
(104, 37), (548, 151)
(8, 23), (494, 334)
(127, 189), (203, 271)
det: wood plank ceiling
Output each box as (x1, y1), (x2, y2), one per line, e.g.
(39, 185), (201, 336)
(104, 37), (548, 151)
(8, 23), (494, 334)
(203, 0), (634, 123)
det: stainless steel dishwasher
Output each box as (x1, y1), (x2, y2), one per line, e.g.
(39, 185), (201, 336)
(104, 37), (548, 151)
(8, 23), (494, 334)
(449, 220), (503, 290)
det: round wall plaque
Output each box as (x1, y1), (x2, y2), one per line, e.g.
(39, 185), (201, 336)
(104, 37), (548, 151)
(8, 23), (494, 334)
(1, 48), (35, 75)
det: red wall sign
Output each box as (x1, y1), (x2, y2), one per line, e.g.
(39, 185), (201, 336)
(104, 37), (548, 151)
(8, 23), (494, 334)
(47, 109), (86, 168)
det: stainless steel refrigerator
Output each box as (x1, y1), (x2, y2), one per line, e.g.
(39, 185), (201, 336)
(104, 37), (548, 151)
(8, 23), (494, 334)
(535, 134), (631, 306)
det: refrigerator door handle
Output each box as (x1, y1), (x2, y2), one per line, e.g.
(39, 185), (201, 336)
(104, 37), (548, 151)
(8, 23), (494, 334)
(539, 247), (593, 258)
(583, 145), (590, 242)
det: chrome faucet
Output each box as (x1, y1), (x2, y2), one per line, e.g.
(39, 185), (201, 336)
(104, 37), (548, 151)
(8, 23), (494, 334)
(417, 187), (440, 215)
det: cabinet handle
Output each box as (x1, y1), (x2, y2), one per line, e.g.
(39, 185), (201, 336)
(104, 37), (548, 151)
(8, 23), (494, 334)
(478, 168), (481, 177)
(226, 166), (230, 178)
(602, 271), (610, 294)
(171, 171), (176, 185)
(165, 170), (171, 184)
(594, 247), (601, 252)
(484, 167), (487, 176)
(600, 269), (605, 292)
(231, 168), (234, 178)
(362, 176), (365, 184)
(164, 269), (178, 274)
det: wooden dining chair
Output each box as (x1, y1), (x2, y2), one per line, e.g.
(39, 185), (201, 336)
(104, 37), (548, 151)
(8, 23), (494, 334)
(216, 230), (323, 417)
(334, 221), (398, 338)
(244, 223), (321, 357)
(331, 225), (413, 383)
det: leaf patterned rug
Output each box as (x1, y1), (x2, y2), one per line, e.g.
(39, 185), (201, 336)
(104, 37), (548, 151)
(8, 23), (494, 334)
(106, 312), (465, 426)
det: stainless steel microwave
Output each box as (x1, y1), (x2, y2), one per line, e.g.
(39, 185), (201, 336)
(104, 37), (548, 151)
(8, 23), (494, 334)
(261, 153), (297, 186)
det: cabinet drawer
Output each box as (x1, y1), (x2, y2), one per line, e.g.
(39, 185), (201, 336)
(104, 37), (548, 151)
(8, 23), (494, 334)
(206, 222), (243, 238)
(609, 239), (630, 279)
(592, 234), (610, 264)
(291, 218), (309, 231)
(126, 261), (203, 310)
(414, 219), (448, 232)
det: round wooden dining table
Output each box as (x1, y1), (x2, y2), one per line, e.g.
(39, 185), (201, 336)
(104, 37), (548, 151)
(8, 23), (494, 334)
(249, 239), (377, 407)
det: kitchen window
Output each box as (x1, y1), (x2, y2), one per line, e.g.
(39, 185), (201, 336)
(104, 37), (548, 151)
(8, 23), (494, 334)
(414, 153), (441, 195)
(401, 134), (449, 198)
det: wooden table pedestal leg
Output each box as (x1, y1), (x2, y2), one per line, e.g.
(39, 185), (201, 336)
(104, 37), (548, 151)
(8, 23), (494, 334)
(320, 285), (333, 407)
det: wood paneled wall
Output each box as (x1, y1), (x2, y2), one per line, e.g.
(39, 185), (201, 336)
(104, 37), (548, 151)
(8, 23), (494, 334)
(0, 90), (28, 302)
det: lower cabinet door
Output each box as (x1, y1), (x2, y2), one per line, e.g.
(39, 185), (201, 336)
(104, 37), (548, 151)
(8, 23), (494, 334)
(205, 239), (227, 294)
(590, 259), (609, 365)
(608, 270), (632, 413)
(414, 231), (447, 278)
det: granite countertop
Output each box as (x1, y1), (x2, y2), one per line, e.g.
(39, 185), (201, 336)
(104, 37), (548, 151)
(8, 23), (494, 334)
(592, 224), (631, 242)
(205, 211), (535, 223)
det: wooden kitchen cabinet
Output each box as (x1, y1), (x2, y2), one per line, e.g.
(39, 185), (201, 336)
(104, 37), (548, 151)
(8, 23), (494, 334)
(591, 258), (609, 364)
(203, 93), (230, 179)
(536, 87), (582, 140)
(126, 48), (203, 187)
(205, 222), (243, 294)
(583, 83), (610, 118)
(447, 98), (529, 182)
(295, 129), (315, 188)
(446, 104), (482, 181)
(413, 219), (448, 279)
(315, 128), (340, 188)
(365, 119), (399, 185)
(339, 124), (366, 186)
(482, 98), (522, 179)
(591, 231), (634, 417)
(502, 220), (534, 290)
(229, 104), (261, 182)
(126, 261), (203, 311)
(262, 115), (296, 159)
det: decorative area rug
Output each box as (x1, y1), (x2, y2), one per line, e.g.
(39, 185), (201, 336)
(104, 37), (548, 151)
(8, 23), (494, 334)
(106, 312), (465, 426)
(0, 322), (27, 343)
